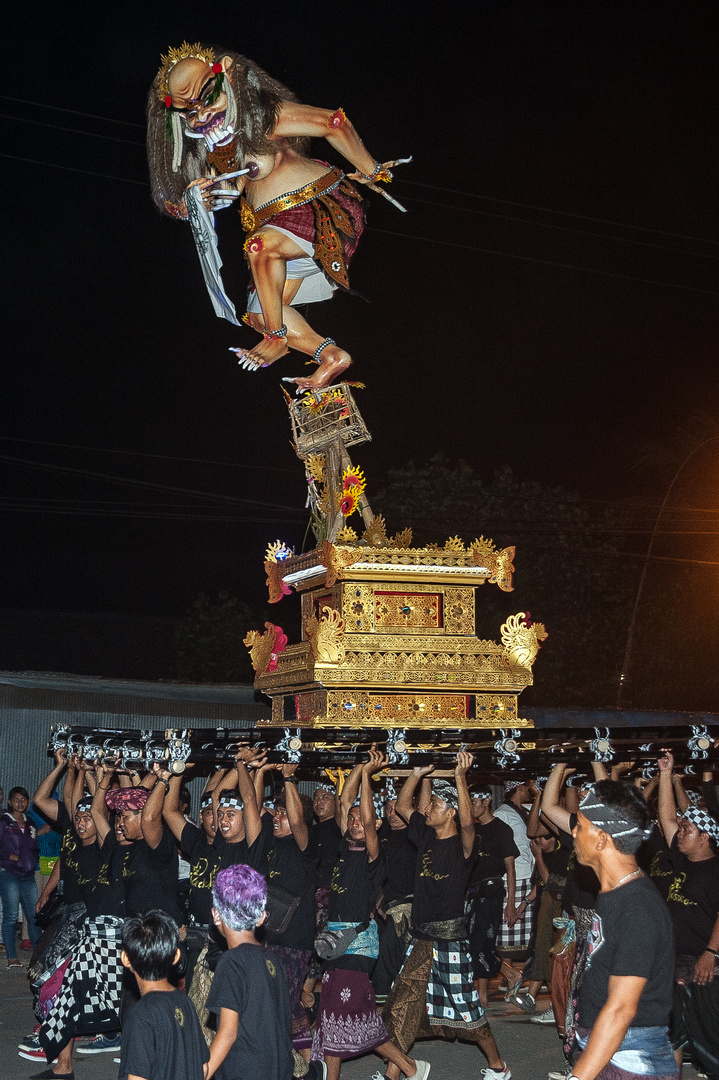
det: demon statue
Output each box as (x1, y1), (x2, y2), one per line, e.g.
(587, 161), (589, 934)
(147, 43), (407, 390)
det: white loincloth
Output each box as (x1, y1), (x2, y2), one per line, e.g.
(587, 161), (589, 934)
(245, 225), (337, 312)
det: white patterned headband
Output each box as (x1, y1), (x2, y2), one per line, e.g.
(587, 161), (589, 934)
(432, 780), (459, 810)
(579, 785), (652, 840)
(682, 807), (719, 841)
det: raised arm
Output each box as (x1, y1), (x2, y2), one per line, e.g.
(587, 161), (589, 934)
(161, 772), (188, 843)
(702, 769), (719, 821)
(141, 769), (166, 849)
(34, 750), (67, 822)
(236, 758), (261, 848)
(657, 752), (678, 846)
(281, 765), (308, 851)
(360, 750), (385, 862)
(338, 761), (364, 835)
(527, 781), (551, 839)
(272, 103), (381, 182)
(540, 764), (573, 834)
(673, 772), (690, 815)
(396, 764), (434, 826)
(90, 763), (112, 844)
(63, 756), (79, 815)
(455, 752), (476, 860)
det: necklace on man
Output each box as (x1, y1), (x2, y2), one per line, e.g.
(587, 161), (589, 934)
(614, 868), (642, 888)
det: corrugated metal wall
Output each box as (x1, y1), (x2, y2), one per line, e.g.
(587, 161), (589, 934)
(0, 674), (270, 804)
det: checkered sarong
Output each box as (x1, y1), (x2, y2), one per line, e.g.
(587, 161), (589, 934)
(425, 940), (485, 1029)
(40, 916), (123, 1057)
(498, 877), (533, 951)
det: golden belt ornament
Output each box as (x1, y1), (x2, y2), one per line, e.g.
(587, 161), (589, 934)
(240, 167), (344, 234)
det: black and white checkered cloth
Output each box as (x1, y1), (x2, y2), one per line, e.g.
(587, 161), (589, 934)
(426, 940), (485, 1029)
(41, 916), (123, 1057)
(498, 877), (533, 950)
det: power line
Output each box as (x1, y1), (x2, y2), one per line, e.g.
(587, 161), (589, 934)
(0, 94), (145, 128)
(0, 112), (145, 147)
(3, 96), (717, 250)
(0, 454), (307, 515)
(0, 153), (147, 187)
(0, 436), (298, 474)
(368, 226), (719, 298)
(400, 193), (719, 263)
(3, 156), (717, 297)
(397, 179), (719, 248)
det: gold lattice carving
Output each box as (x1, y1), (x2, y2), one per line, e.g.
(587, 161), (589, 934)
(375, 592), (440, 629)
(304, 605), (345, 663)
(500, 612), (548, 673)
(443, 588), (475, 634)
(474, 695), (520, 722)
(340, 584), (475, 635)
(327, 691), (470, 723)
(244, 622), (280, 676)
(362, 515), (387, 547)
(321, 541), (362, 587)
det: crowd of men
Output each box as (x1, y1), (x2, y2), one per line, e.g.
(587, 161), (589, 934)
(2, 743), (719, 1080)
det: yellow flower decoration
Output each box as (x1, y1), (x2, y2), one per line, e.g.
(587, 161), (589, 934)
(339, 486), (360, 517)
(342, 466), (366, 494)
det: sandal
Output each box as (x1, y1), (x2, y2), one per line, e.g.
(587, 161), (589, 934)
(504, 980), (523, 1003)
(7, 958), (24, 970)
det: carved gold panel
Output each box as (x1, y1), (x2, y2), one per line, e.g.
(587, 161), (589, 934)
(340, 583), (474, 636)
(327, 691), (470, 723)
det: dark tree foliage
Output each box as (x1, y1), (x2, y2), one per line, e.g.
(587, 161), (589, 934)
(175, 591), (258, 683)
(375, 457), (640, 708)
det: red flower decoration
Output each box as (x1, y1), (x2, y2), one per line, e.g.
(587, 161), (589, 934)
(212, 62), (222, 74)
(164, 94), (173, 108)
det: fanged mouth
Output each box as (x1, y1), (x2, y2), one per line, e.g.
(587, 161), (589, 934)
(185, 112), (235, 149)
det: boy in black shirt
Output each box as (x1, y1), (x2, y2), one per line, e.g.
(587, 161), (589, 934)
(206, 863), (295, 1080)
(118, 910), (209, 1080)
(383, 755), (510, 1080)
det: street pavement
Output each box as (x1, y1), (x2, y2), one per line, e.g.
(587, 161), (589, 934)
(0, 965), (704, 1080)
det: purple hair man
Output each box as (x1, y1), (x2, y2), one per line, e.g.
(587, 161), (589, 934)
(212, 863), (267, 931)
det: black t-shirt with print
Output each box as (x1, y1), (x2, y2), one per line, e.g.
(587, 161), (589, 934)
(181, 821), (220, 925)
(327, 837), (387, 972)
(84, 830), (127, 918)
(666, 843), (719, 958)
(578, 876), (674, 1029)
(206, 943), (293, 1080)
(123, 825), (181, 923)
(118, 988), (209, 1080)
(468, 817), (519, 895)
(55, 803), (103, 906)
(265, 833), (317, 951)
(639, 824), (674, 900)
(306, 816), (343, 888)
(408, 811), (476, 936)
(378, 820), (417, 907)
(214, 813), (273, 874)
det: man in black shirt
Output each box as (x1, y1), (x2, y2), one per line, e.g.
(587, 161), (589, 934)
(566, 780), (677, 1080)
(311, 751), (428, 1080)
(383, 754), (510, 1080)
(372, 782), (417, 1004)
(468, 787), (519, 1008)
(658, 751), (719, 1080)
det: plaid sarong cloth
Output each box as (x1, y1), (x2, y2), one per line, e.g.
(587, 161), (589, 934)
(425, 939), (486, 1028)
(40, 915), (123, 1058)
(498, 877), (534, 951)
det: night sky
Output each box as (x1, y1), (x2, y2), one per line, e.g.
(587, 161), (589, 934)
(3, 1), (719, 673)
